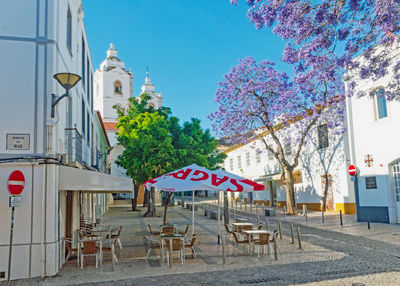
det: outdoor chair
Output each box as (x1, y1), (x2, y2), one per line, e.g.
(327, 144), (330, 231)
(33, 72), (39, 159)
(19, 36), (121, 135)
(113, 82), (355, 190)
(253, 233), (271, 258)
(80, 240), (100, 269)
(257, 223), (263, 230)
(106, 226), (123, 249)
(177, 224), (190, 235)
(65, 237), (79, 265)
(269, 229), (281, 255)
(224, 224), (234, 243)
(147, 224), (160, 235)
(232, 232), (249, 256)
(144, 236), (162, 262)
(164, 238), (184, 265)
(161, 226), (175, 235)
(240, 224), (253, 233)
(102, 237), (119, 264)
(184, 234), (198, 258)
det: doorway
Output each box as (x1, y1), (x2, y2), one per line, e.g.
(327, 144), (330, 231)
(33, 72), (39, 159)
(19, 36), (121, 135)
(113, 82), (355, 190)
(65, 191), (73, 257)
(391, 161), (400, 223)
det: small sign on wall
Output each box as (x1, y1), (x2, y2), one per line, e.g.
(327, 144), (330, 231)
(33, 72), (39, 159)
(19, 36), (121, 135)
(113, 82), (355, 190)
(365, 176), (377, 189)
(6, 134), (30, 150)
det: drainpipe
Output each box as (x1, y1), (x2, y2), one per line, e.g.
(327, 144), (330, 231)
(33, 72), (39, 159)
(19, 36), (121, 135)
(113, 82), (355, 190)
(41, 164), (47, 277)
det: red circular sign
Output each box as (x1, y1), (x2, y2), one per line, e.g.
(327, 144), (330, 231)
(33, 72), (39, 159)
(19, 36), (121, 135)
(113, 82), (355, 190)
(348, 165), (356, 176)
(8, 170), (25, 195)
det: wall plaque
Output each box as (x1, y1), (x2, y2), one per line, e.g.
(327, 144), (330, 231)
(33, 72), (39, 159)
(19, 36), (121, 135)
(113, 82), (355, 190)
(6, 134), (30, 150)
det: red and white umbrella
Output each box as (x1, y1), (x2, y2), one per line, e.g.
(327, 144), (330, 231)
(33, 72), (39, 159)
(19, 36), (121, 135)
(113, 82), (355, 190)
(145, 164), (264, 236)
(144, 164), (264, 192)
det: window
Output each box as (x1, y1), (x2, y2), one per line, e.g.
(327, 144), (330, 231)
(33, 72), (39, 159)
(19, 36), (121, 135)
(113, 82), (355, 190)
(81, 37), (85, 90)
(246, 152), (250, 166)
(229, 158), (233, 170)
(376, 88), (387, 119)
(318, 124), (329, 149)
(114, 81), (122, 95)
(66, 7), (72, 51)
(87, 58), (90, 102)
(86, 112), (90, 144)
(237, 155), (242, 169)
(256, 149), (261, 163)
(284, 143), (292, 156)
(81, 99), (85, 136)
(365, 176), (377, 189)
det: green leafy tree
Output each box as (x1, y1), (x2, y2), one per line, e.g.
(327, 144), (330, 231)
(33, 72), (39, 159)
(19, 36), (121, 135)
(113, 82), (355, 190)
(116, 95), (175, 213)
(116, 95), (226, 220)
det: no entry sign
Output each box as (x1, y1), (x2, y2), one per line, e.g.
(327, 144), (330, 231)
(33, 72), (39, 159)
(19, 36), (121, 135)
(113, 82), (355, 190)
(8, 170), (25, 195)
(348, 165), (357, 176)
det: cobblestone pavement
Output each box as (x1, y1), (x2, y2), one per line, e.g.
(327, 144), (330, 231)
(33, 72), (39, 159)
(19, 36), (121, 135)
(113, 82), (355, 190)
(6, 200), (400, 286)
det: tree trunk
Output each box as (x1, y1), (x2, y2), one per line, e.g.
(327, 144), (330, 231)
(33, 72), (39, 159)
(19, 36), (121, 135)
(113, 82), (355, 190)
(322, 174), (329, 212)
(163, 192), (173, 224)
(223, 192), (229, 225)
(285, 169), (296, 215)
(143, 188), (149, 207)
(143, 187), (157, 217)
(181, 192), (185, 208)
(131, 181), (139, 211)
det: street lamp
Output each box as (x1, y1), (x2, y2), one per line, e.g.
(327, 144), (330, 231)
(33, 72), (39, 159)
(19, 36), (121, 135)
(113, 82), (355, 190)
(51, 72), (81, 118)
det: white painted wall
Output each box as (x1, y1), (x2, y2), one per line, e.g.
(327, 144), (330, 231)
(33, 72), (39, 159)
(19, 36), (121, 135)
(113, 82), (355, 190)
(346, 53), (400, 223)
(224, 117), (354, 210)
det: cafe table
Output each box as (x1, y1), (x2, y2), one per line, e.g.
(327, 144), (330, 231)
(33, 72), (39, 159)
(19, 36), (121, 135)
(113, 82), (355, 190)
(232, 222), (253, 232)
(160, 233), (185, 267)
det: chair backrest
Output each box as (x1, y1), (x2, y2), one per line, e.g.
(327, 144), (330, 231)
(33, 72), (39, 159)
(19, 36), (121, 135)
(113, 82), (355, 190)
(242, 225), (253, 231)
(257, 224), (263, 230)
(161, 226), (175, 234)
(183, 224), (190, 234)
(82, 241), (97, 254)
(166, 238), (183, 251)
(147, 224), (153, 234)
(187, 234), (197, 247)
(258, 233), (270, 245)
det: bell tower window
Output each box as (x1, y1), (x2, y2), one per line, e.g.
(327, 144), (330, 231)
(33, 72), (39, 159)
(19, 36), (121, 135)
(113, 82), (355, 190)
(114, 81), (122, 95)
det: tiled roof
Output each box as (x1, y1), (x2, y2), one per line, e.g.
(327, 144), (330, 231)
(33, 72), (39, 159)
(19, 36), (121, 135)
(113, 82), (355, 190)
(104, 122), (118, 131)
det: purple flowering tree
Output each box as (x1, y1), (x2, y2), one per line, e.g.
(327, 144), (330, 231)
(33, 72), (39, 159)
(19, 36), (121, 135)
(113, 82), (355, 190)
(231, 0), (400, 99)
(210, 57), (345, 214)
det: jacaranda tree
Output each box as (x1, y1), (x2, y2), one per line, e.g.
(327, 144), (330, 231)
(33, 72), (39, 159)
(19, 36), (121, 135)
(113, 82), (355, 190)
(210, 57), (345, 214)
(230, 0), (400, 99)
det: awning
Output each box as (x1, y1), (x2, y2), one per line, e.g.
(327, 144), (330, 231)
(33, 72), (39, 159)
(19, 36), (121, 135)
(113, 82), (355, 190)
(58, 165), (132, 193)
(255, 172), (281, 182)
(255, 170), (302, 184)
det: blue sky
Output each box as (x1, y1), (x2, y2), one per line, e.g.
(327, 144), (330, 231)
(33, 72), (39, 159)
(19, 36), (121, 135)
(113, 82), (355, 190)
(83, 0), (288, 134)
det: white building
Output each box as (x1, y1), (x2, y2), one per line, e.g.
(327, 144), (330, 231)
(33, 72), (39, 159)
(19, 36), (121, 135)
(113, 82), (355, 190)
(223, 117), (356, 215)
(0, 0), (132, 281)
(93, 46), (163, 203)
(346, 46), (400, 223)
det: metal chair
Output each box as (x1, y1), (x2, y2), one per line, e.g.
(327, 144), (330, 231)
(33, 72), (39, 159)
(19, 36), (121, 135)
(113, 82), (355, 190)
(232, 232), (249, 256)
(253, 233), (271, 258)
(147, 224), (160, 235)
(184, 234), (198, 258)
(80, 240), (99, 269)
(164, 238), (184, 265)
(65, 237), (79, 265)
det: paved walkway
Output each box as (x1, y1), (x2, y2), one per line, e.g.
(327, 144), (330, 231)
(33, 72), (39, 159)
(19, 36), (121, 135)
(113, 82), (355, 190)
(5, 199), (400, 286)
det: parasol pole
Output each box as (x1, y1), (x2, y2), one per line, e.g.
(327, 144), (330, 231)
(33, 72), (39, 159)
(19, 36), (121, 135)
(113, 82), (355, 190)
(192, 190), (195, 235)
(218, 191), (221, 244)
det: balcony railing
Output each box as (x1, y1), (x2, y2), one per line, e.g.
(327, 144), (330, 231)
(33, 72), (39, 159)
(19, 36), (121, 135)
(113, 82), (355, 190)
(65, 128), (82, 165)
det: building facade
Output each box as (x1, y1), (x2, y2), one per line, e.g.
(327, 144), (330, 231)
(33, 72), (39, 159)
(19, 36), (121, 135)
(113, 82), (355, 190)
(223, 117), (356, 214)
(346, 46), (400, 223)
(0, 0), (131, 281)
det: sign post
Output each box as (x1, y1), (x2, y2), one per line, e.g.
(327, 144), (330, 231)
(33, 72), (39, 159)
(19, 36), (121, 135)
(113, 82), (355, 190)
(7, 170), (25, 282)
(348, 164), (360, 222)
